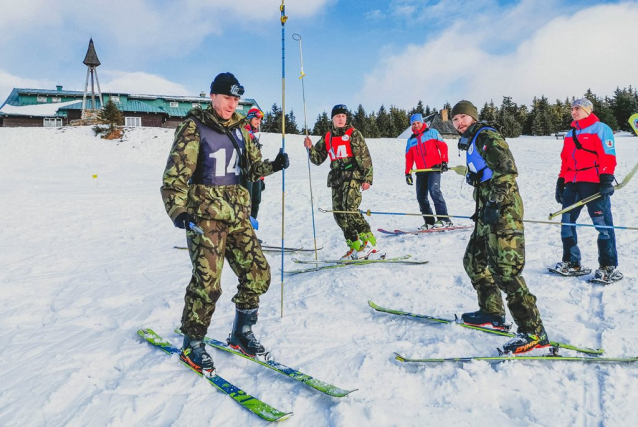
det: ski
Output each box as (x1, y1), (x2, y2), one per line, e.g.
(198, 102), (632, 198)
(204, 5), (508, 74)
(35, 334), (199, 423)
(137, 329), (292, 422)
(291, 254), (423, 264)
(378, 226), (472, 235)
(173, 329), (355, 398)
(284, 257), (428, 275)
(174, 245), (323, 253)
(262, 245), (323, 252)
(394, 352), (637, 364)
(368, 300), (604, 355)
(547, 267), (592, 277)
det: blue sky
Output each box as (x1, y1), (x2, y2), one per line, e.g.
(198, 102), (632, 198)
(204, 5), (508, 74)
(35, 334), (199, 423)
(1, 0), (637, 125)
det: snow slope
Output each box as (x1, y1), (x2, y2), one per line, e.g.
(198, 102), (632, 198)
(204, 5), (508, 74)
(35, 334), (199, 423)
(0, 126), (637, 427)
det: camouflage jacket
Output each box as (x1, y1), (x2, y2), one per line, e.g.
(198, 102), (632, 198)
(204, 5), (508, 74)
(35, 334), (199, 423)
(463, 122), (522, 215)
(161, 106), (278, 224)
(307, 124), (373, 187)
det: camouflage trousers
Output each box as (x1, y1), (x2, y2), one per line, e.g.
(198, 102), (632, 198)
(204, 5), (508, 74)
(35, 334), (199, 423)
(332, 179), (371, 242)
(180, 215), (271, 340)
(463, 219), (544, 335)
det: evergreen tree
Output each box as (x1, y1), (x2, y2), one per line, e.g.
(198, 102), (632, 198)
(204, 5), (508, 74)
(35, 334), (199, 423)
(389, 105), (408, 138)
(479, 100), (498, 123)
(408, 100), (425, 117)
(352, 104), (368, 136)
(610, 86), (638, 132)
(99, 100), (123, 132)
(365, 111), (380, 138)
(285, 109), (300, 134)
(312, 112), (331, 136)
(376, 105), (395, 138)
(584, 89), (618, 131)
(424, 105), (432, 116)
(531, 96), (553, 135)
(261, 103), (282, 133)
(498, 97), (522, 138)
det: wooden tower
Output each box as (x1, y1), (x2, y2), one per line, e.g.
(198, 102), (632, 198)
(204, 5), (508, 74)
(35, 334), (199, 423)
(81, 38), (104, 120)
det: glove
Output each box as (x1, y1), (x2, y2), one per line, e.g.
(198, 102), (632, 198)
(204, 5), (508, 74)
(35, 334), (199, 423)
(441, 162), (449, 172)
(173, 212), (191, 230)
(480, 200), (501, 225)
(272, 148), (290, 172)
(555, 177), (565, 204)
(405, 174), (413, 186)
(470, 212), (478, 223)
(260, 180), (265, 191)
(599, 174), (615, 197)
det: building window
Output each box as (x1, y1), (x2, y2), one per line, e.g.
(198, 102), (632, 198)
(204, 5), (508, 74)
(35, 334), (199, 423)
(170, 102), (179, 108)
(43, 118), (63, 127)
(51, 97), (61, 103)
(111, 96), (120, 103)
(192, 103), (201, 108)
(37, 96), (47, 103)
(125, 117), (142, 127)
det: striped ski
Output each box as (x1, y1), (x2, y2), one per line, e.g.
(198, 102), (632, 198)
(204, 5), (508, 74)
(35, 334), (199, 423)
(368, 300), (604, 355)
(394, 352), (637, 364)
(174, 329), (355, 398)
(378, 226), (472, 235)
(137, 329), (292, 422)
(291, 254), (424, 264)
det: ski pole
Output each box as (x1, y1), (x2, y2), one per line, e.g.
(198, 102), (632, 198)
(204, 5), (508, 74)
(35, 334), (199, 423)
(548, 160), (638, 220)
(280, 0), (288, 318)
(317, 208), (638, 231)
(292, 32), (319, 261)
(410, 165), (467, 175)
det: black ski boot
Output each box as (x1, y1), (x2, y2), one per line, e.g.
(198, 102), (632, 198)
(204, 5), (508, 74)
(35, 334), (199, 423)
(461, 310), (508, 330)
(180, 335), (215, 376)
(228, 308), (269, 359)
(502, 327), (550, 354)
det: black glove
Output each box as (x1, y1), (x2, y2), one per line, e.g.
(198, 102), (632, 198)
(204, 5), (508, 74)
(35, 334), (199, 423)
(599, 174), (615, 197)
(480, 200), (501, 225)
(441, 162), (449, 172)
(260, 180), (265, 191)
(272, 148), (290, 172)
(173, 212), (191, 230)
(555, 177), (565, 204)
(406, 174), (413, 186)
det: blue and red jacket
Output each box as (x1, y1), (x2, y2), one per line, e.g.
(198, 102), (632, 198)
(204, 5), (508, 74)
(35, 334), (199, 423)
(405, 126), (448, 174)
(559, 113), (616, 183)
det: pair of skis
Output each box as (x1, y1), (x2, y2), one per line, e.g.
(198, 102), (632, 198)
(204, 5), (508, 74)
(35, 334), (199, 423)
(284, 254), (428, 275)
(368, 301), (637, 363)
(138, 329), (355, 422)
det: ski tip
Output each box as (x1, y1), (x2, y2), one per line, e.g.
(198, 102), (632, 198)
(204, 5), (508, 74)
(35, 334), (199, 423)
(367, 300), (378, 309)
(393, 352), (407, 362)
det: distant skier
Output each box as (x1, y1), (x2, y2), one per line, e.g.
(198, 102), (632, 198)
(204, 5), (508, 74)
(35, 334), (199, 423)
(404, 113), (451, 229)
(303, 104), (380, 260)
(451, 100), (548, 354)
(161, 72), (290, 375)
(241, 108), (266, 221)
(552, 98), (622, 284)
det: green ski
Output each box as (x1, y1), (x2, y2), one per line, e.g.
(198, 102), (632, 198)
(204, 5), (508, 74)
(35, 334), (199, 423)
(137, 329), (292, 422)
(285, 256), (428, 275)
(368, 300), (604, 355)
(394, 352), (637, 364)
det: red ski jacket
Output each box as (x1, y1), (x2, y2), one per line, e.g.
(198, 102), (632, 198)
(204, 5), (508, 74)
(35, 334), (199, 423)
(405, 126), (448, 174)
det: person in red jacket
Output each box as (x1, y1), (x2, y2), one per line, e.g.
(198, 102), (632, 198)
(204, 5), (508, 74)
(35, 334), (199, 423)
(404, 113), (451, 229)
(552, 98), (623, 284)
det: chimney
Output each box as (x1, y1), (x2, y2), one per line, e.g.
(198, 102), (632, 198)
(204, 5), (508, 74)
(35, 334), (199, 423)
(56, 85), (63, 91)
(441, 108), (448, 122)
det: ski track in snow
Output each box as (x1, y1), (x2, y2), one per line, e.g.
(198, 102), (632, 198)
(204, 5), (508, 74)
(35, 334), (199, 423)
(1, 126), (637, 426)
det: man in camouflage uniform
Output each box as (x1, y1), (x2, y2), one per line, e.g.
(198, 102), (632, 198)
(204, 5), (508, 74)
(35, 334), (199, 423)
(451, 100), (548, 354)
(161, 72), (289, 374)
(303, 104), (380, 260)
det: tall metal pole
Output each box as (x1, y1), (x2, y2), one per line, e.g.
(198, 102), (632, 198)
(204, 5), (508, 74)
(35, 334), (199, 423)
(280, 1), (288, 318)
(292, 33), (319, 260)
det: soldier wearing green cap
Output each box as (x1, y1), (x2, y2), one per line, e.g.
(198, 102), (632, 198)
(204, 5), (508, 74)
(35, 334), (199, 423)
(451, 100), (548, 355)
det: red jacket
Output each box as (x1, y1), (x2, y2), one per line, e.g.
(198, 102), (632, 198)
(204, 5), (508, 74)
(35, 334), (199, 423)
(559, 113), (616, 183)
(405, 126), (448, 174)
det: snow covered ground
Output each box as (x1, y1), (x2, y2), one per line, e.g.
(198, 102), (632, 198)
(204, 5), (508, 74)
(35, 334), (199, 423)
(1, 125), (637, 426)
